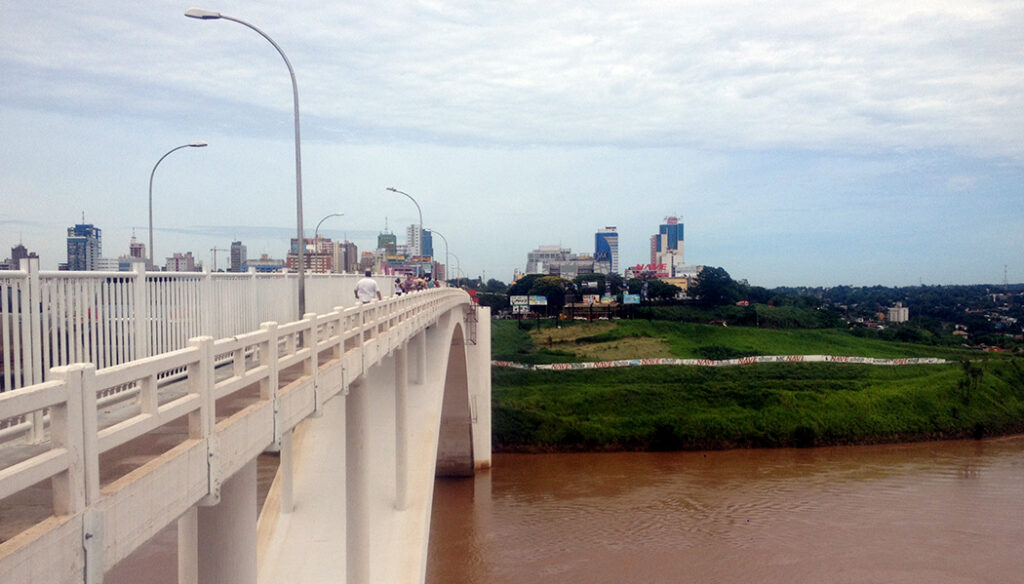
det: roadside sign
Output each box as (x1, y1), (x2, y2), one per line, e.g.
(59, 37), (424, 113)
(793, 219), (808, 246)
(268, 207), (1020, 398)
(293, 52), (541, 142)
(623, 294), (641, 304)
(528, 295), (548, 306)
(510, 295), (529, 306)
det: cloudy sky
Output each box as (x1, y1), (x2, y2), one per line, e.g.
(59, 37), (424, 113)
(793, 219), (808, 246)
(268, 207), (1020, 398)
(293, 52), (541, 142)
(2, 1), (1022, 286)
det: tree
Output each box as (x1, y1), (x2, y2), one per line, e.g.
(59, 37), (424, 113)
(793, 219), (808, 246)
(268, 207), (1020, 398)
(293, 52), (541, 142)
(507, 274), (544, 297)
(483, 278), (508, 293)
(690, 266), (741, 306)
(646, 279), (682, 301)
(528, 276), (572, 312)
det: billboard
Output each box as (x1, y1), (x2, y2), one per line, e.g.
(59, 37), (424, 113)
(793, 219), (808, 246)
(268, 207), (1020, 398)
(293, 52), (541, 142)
(510, 295), (529, 306)
(528, 295), (548, 306)
(623, 294), (641, 304)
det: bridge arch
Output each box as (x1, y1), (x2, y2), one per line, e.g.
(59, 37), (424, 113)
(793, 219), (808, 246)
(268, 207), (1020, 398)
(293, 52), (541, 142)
(436, 322), (475, 477)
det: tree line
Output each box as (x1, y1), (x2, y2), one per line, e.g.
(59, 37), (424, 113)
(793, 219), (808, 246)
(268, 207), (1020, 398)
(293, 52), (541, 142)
(458, 269), (1024, 349)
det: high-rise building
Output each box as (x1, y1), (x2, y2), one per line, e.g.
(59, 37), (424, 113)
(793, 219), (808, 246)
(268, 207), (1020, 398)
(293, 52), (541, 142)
(406, 224), (423, 257)
(594, 226), (619, 274)
(230, 241), (247, 272)
(116, 236), (148, 271)
(654, 216), (684, 256)
(331, 241), (359, 273)
(128, 235), (146, 260)
(1, 243), (38, 270)
(421, 229), (433, 259)
(650, 216), (684, 270)
(287, 238), (332, 273)
(377, 231), (397, 255)
(66, 223), (102, 271)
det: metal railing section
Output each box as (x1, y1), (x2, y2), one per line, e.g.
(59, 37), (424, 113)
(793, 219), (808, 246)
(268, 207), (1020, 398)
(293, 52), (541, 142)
(0, 260), (395, 393)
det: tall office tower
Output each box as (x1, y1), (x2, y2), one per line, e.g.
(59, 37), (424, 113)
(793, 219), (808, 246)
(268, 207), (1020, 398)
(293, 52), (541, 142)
(421, 229), (433, 258)
(332, 241), (359, 273)
(66, 223), (102, 271)
(128, 235), (146, 260)
(377, 231), (398, 255)
(652, 216), (684, 276)
(230, 241), (247, 272)
(594, 226), (619, 274)
(655, 216), (684, 257)
(406, 224), (423, 257)
(2, 244), (38, 270)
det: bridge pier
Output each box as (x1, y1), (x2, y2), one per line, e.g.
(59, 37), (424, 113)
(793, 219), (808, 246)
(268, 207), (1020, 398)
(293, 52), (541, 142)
(179, 461), (258, 584)
(395, 344), (410, 510)
(346, 376), (371, 584)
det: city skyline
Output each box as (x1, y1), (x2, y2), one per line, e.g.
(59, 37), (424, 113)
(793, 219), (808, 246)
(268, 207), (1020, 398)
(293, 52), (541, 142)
(3, 2), (1023, 286)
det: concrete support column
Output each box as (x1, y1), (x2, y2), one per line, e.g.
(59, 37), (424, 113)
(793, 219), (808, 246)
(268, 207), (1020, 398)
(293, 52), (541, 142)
(394, 344), (409, 510)
(178, 507), (198, 584)
(466, 307), (493, 470)
(411, 330), (426, 384)
(197, 460), (258, 584)
(280, 429), (294, 514)
(346, 381), (371, 584)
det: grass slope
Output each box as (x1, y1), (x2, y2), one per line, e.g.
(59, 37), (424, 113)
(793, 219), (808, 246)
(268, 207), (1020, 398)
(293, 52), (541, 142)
(492, 320), (1024, 451)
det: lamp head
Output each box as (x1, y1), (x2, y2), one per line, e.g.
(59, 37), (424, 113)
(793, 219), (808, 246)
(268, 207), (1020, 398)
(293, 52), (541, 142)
(185, 8), (222, 19)
(189, 141), (209, 147)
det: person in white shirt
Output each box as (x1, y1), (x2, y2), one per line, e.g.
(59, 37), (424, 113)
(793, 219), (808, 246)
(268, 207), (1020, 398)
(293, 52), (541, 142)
(355, 270), (382, 303)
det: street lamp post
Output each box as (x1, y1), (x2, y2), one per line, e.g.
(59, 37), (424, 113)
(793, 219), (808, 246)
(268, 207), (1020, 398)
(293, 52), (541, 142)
(186, 8), (307, 318)
(314, 212), (344, 272)
(384, 187), (423, 260)
(149, 142), (207, 268)
(449, 251), (463, 282)
(425, 228), (448, 285)
(314, 212), (344, 241)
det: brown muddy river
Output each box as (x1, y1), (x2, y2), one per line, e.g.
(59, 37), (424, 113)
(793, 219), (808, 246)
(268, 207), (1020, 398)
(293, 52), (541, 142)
(427, 436), (1024, 584)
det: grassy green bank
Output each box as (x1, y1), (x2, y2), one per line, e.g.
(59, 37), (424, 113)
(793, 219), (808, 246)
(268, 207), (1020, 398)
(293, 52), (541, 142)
(491, 320), (1024, 451)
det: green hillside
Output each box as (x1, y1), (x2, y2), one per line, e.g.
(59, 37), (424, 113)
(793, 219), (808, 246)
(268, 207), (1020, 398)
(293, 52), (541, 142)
(491, 320), (1024, 451)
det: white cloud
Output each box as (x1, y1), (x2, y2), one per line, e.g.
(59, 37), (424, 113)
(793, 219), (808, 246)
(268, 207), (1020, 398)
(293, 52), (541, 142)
(5, 1), (1023, 156)
(2, 1), (1023, 285)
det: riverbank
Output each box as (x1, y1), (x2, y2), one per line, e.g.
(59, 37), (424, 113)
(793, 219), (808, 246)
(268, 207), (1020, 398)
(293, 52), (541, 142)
(491, 321), (1024, 451)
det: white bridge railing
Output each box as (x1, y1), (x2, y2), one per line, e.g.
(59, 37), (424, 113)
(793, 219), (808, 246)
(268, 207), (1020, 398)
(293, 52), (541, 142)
(0, 259), (392, 393)
(0, 286), (472, 583)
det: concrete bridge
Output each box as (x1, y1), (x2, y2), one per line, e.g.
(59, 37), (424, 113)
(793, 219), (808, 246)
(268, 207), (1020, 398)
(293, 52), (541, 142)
(0, 260), (491, 583)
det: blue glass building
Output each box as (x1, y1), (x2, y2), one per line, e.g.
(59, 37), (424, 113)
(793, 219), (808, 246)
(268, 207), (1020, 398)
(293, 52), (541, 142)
(656, 219), (683, 252)
(594, 227), (619, 274)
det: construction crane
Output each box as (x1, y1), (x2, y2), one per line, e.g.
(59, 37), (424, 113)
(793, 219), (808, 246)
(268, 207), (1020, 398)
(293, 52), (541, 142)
(210, 247), (229, 272)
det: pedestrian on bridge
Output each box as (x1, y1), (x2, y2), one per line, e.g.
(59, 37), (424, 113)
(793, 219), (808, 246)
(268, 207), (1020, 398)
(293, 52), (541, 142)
(355, 270), (382, 303)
